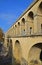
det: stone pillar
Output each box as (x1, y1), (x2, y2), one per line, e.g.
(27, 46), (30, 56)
(34, 14), (38, 34)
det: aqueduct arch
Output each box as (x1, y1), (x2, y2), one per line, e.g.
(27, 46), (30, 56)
(28, 43), (42, 64)
(28, 11), (34, 20)
(14, 40), (22, 63)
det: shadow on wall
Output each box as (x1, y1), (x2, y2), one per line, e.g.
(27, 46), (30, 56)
(29, 60), (42, 65)
(13, 58), (42, 65)
(13, 57), (28, 65)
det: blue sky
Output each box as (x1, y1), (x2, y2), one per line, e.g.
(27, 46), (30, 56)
(0, 0), (35, 32)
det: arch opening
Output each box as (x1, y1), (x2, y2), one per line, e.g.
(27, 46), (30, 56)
(40, 50), (42, 61)
(21, 18), (25, 36)
(14, 40), (22, 63)
(28, 11), (34, 19)
(18, 22), (20, 26)
(10, 39), (12, 43)
(28, 43), (42, 63)
(39, 2), (42, 9)
(15, 25), (17, 27)
(22, 18), (25, 24)
(15, 40), (20, 44)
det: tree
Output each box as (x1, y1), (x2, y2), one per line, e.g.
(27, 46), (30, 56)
(0, 28), (4, 42)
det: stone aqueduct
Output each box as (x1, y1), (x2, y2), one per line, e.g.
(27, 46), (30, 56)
(5, 0), (42, 64)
